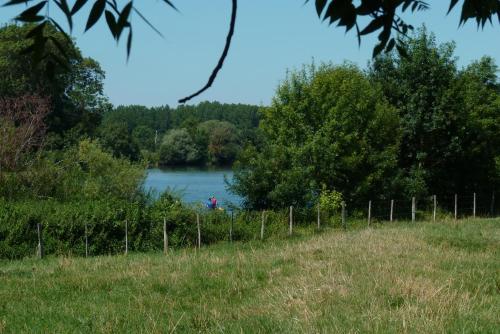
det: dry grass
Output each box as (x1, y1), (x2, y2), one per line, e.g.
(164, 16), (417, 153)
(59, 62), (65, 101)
(0, 218), (499, 333)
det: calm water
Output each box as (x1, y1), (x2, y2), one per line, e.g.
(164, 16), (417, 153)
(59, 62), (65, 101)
(144, 168), (241, 207)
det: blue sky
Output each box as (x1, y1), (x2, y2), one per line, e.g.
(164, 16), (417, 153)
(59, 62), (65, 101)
(1, 1), (499, 107)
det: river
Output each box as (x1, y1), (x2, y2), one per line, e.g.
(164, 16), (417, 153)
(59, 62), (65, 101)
(143, 168), (241, 208)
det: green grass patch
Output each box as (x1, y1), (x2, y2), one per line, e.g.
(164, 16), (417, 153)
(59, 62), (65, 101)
(0, 218), (499, 333)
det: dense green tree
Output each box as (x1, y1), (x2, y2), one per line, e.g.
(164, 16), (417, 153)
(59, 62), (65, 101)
(159, 128), (200, 166)
(197, 120), (240, 166)
(132, 125), (155, 151)
(97, 121), (139, 161)
(369, 29), (500, 197)
(231, 63), (401, 209)
(456, 57), (500, 191)
(0, 23), (109, 141)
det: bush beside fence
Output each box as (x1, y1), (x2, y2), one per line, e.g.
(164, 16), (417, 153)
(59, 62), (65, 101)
(0, 192), (498, 259)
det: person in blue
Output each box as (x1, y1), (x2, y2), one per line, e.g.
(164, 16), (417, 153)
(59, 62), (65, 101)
(206, 197), (213, 209)
(205, 196), (218, 209)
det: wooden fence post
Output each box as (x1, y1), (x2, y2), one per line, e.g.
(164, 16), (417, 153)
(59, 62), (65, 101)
(411, 197), (416, 223)
(197, 213), (201, 249)
(454, 194), (458, 220)
(125, 220), (128, 255)
(368, 200), (372, 226)
(491, 191), (495, 216)
(433, 195), (437, 223)
(317, 205), (320, 230)
(390, 200), (394, 222)
(473, 193), (476, 218)
(260, 211), (265, 240)
(229, 211), (233, 243)
(37, 223), (43, 259)
(85, 222), (88, 258)
(289, 206), (293, 236)
(341, 202), (346, 230)
(163, 217), (168, 255)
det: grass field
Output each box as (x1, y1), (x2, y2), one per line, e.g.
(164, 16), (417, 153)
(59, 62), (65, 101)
(0, 218), (499, 333)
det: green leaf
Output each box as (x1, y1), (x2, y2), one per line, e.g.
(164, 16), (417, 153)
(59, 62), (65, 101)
(116, 1), (133, 40)
(26, 21), (47, 39)
(315, 0), (328, 17)
(16, 1), (47, 20)
(338, 2), (357, 31)
(360, 16), (384, 35)
(356, 0), (381, 16)
(54, 0), (73, 31)
(49, 18), (72, 43)
(17, 15), (45, 23)
(396, 43), (409, 59)
(160, 0), (178, 12)
(104, 10), (118, 39)
(385, 38), (396, 52)
(3, 0), (35, 6)
(373, 42), (385, 57)
(71, 0), (88, 15)
(107, 0), (119, 14)
(126, 28), (133, 61)
(85, 0), (106, 32)
(447, 0), (460, 14)
(323, 0), (343, 24)
(402, 0), (412, 12)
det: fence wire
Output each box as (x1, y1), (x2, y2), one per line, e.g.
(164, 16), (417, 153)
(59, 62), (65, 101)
(3, 191), (499, 259)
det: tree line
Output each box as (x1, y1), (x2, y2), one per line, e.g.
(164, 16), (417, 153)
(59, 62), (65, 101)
(98, 102), (262, 167)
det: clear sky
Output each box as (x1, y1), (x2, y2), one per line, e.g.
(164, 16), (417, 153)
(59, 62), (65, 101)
(1, 1), (499, 107)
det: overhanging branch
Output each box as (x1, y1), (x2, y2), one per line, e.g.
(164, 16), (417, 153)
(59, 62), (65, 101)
(178, 0), (237, 104)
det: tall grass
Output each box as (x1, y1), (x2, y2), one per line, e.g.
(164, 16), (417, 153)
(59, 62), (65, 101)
(0, 218), (498, 333)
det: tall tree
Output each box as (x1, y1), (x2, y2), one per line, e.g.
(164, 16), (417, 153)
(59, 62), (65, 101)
(197, 120), (240, 166)
(369, 28), (500, 197)
(0, 23), (109, 140)
(456, 57), (500, 191)
(97, 121), (139, 160)
(231, 63), (401, 209)
(159, 128), (200, 166)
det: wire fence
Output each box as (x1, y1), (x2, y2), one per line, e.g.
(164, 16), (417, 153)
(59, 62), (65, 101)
(16, 191), (500, 259)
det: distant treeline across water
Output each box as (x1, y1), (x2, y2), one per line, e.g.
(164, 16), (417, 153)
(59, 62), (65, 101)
(97, 101), (262, 167)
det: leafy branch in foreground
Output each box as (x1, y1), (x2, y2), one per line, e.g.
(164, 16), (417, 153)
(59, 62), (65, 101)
(2, 0), (500, 101)
(308, 0), (500, 58)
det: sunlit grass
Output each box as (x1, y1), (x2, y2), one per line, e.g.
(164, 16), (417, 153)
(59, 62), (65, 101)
(0, 218), (499, 333)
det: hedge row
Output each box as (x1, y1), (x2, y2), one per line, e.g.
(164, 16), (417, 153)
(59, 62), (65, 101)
(0, 197), (321, 259)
